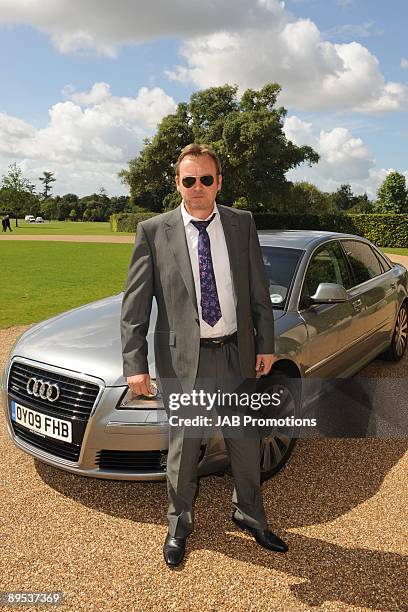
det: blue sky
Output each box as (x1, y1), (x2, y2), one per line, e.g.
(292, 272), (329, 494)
(0, 0), (406, 197)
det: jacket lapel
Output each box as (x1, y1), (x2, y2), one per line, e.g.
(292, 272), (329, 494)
(218, 205), (240, 301)
(164, 207), (198, 313)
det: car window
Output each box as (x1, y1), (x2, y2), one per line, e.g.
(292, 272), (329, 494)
(261, 246), (303, 308)
(341, 240), (383, 285)
(372, 248), (392, 272)
(301, 241), (352, 302)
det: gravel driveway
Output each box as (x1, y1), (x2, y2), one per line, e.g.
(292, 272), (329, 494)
(1, 326), (407, 612)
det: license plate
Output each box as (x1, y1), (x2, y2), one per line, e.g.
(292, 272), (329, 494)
(11, 401), (72, 443)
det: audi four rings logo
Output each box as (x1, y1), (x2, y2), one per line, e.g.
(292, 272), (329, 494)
(26, 377), (60, 402)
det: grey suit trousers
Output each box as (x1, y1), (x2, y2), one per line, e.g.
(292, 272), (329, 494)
(165, 338), (268, 538)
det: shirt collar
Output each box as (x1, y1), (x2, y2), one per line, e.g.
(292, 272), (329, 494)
(181, 200), (219, 227)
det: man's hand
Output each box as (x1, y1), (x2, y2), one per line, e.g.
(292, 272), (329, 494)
(127, 373), (152, 396)
(255, 354), (277, 378)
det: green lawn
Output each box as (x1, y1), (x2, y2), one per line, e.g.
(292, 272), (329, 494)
(381, 248), (408, 256)
(4, 219), (133, 235)
(0, 242), (133, 328)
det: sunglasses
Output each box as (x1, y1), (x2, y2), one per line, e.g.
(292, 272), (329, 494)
(181, 175), (215, 188)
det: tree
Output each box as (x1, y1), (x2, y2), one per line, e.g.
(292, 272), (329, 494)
(38, 171), (56, 200)
(288, 182), (334, 214)
(110, 195), (131, 214)
(52, 193), (80, 220)
(1, 163), (38, 226)
(376, 171), (407, 213)
(163, 191), (182, 211)
(40, 198), (59, 220)
(348, 193), (374, 213)
(120, 103), (194, 211)
(79, 192), (111, 221)
(98, 186), (108, 199)
(329, 184), (355, 212)
(82, 208), (91, 222)
(36, 191), (129, 221)
(120, 83), (319, 212)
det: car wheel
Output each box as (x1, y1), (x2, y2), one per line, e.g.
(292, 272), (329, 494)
(383, 302), (408, 362)
(257, 372), (300, 482)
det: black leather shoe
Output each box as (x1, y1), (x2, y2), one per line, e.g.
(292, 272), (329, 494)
(232, 514), (288, 553)
(163, 533), (187, 567)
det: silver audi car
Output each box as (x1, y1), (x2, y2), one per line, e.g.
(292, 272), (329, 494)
(2, 231), (407, 482)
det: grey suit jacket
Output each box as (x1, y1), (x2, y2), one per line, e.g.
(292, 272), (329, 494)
(120, 204), (275, 393)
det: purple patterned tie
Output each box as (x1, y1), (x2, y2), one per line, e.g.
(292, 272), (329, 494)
(190, 214), (222, 327)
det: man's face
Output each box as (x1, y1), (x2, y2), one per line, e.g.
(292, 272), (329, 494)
(176, 154), (222, 217)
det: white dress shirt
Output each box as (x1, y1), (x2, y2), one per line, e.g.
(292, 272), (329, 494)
(181, 200), (237, 338)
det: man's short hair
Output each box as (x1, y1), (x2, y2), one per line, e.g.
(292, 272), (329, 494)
(175, 144), (222, 176)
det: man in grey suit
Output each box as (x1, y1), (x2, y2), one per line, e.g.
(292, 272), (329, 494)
(121, 144), (288, 566)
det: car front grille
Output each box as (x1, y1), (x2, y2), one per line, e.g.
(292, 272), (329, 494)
(8, 360), (102, 462)
(97, 450), (168, 472)
(8, 361), (100, 419)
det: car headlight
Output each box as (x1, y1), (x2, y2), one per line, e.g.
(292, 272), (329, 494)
(117, 380), (164, 410)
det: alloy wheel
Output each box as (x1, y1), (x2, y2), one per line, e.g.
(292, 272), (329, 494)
(258, 375), (299, 481)
(394, 305), (408, 357)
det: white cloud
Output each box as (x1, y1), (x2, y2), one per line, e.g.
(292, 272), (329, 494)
(0, 0), (405, 114)
(355, 168), (408, 199)
(284, 115), (382, 195)
(317, 128), (374, 180)
(68, 82), (112, 105)
(285, 118), (406, 197)
(401, 58), (408, 69)
(0, 84), (176, 195)
(168, 24), (408, 114)
(0, 0), (285, 56)
(283, 115), (315, 146)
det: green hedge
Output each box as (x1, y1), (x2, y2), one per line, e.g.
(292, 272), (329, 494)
(253, 213), (408, 248)
(110, 212), (159, 233)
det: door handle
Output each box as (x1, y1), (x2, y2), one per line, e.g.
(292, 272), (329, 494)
(352, 299), (362, 312)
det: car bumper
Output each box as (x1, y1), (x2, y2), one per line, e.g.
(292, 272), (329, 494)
(2, 357), (170, 481)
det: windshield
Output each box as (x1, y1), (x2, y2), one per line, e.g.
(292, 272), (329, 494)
(260, 246), (304, 308)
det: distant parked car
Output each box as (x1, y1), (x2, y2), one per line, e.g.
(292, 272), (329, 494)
(2, 230), (408, 483)
(35, 217), (44, 223)
(25, 215), (35, 222)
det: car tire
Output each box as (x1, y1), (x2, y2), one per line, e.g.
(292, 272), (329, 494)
(382, 302), (408, 362)
(257, 372), (300, 483)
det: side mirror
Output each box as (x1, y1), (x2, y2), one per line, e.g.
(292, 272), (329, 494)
(310, 283), (348, 304)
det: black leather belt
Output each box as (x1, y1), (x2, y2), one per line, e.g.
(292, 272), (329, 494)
(200, 332), (237, 348)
